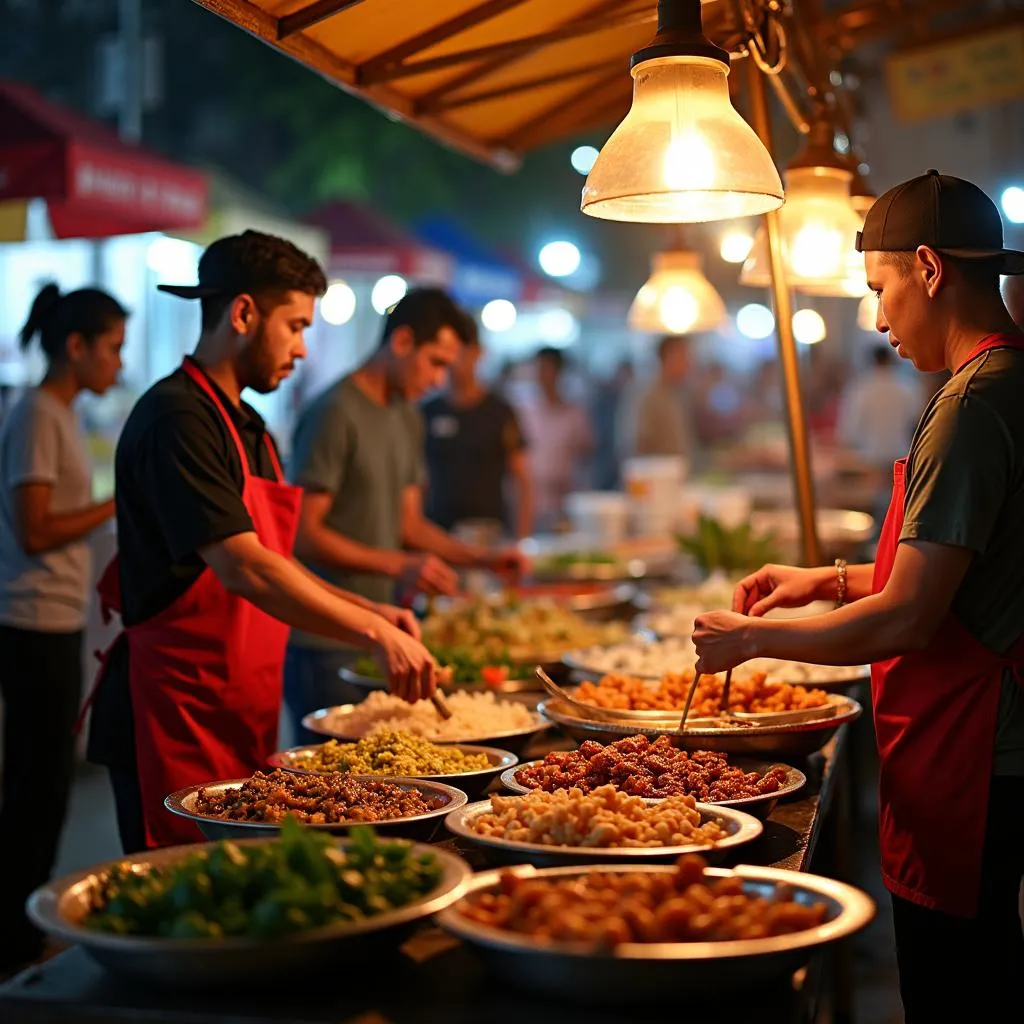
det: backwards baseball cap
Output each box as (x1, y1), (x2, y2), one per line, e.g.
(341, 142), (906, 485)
(157, 230), (325, 298)
(856, 169), (1024, 275)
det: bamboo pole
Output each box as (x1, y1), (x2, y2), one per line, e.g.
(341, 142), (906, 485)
(745, 59), (821, 567)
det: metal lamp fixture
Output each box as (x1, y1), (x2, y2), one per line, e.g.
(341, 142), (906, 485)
(629, 249), (726, 333)
(581, 0), (784, 223)
(740, 119), (867, 297)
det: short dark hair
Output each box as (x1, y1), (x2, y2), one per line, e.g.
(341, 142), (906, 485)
(453, 307), (480, 347)
(535, 346), (565, 370)
(880, 250), (1003, 291)
(19, 283), (127, 364)
(379, 287), (463, 347)
(871, 344), (893, 367)
(657, 334), (687, 363)
(199, 231), (327, 330)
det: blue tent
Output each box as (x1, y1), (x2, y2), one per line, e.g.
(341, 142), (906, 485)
(413, 215), (522, 306)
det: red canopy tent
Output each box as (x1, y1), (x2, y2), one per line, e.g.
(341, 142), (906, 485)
(307, 200), (453, 283)
(0, 79), (207, 239)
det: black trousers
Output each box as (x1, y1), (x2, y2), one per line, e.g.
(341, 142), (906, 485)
(891, 775), (1024, 1021)
(0, 625), (83, 964)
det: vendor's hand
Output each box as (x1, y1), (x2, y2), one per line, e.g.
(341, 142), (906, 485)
(733, 564), (826, 617)
(399, 553), (458, 596)
(371, 624), (437, 704)
(375, 603), (421, 641)
(485, 547), (530, 579)
(692, 610), (757, 676)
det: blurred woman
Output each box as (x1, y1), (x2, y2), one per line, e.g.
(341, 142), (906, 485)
(0, 284), (126, 973)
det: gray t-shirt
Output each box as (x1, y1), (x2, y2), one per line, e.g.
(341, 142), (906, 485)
(900, 344), (1024, 775)
(0, 388), (93, 631)
(288, 376), (423, 648)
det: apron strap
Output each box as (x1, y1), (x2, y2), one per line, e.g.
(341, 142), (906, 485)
(181, 358), (255, 483)
(955, 331), (1024, 373)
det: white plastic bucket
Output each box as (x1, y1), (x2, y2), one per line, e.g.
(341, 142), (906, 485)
(623, 457), (685, 538)
(564, 491), (629, 545)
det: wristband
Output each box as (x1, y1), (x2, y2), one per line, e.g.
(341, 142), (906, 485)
(834, 558), (848, 609)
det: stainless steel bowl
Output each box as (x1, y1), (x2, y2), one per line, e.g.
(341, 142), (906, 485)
(267, 743), (518, 800)
(500, 757), (807, 820)
(302, 703), (551, 758)
(444, 798), (763, 868)
(537, 694), (862, 758)
(164, 776), (468, 843)
(435, 862), (875, 999)
(27, 837), (471, 989)
(338, 664), (542, 695)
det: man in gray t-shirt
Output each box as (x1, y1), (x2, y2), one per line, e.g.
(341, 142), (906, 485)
(284, 289), (525, 738)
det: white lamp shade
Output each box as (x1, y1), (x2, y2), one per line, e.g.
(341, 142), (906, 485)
(582, 56), (784, 224)
(628, 250), (727, 334)
(740, 167), (867, 297)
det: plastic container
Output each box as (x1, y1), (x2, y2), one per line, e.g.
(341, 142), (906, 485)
(623, 457), (686, 539)
(564, 492), (629, 545)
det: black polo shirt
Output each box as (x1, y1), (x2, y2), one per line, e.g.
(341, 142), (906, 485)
(114, 357), (282, 626)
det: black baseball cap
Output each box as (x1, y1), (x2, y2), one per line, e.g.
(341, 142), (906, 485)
(157, 230), (306, 298)
(855, 169), (1024, 275)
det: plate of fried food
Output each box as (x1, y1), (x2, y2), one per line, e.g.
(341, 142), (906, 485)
(443, 784), (763, 867)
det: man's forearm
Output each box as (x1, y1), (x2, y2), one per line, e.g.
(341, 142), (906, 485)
(810, 562), (875, 604)
(751, 590), (922, 665)
(225, 545), (386, 647)
(295, 523), (405, 577)
(290, 557), (382, 614)
(403, 516), (486, 567)
(513, 473), (533, 540)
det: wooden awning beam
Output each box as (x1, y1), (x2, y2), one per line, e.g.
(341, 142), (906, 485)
(359, 0), (534, 75)
(420, 59), (624, 114)
(357, 7), (656, 85)
(277, 0), (367, 39)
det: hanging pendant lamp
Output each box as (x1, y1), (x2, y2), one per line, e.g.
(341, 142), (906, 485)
(629, 248), (726, 333)
(740, 119), (867, 296)
(581, 0), (784, 224)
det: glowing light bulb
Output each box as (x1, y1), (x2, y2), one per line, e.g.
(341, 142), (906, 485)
(662, 131), (717, 192)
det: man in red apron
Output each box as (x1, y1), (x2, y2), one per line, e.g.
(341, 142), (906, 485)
(85, 231), (438, 851)
(691, 172), (1024, 1017)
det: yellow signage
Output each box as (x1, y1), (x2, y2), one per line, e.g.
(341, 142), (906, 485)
(887, 23), (1024, 122)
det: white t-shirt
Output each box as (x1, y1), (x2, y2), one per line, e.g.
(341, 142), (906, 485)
(0, 388), (93, 631)
(516, 398), (593, 522)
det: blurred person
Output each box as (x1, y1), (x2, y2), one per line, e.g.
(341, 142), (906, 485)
(837, 345), (921, 469)
(516, 346), (594, 531)
(84, 233), (436, 854)
(618, 335), (699, 466)
(692, 172), (1024, 1020)
(286, 289), (525, 740)
(422, 310), (533, 539)
(693, 361), (744, 447)
(591, 358), (633, 490)
(0, 284), (125, 972)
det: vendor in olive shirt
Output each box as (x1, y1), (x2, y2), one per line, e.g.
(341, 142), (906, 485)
(286, 289), (525, 741)
(690, 171), (1024, 1019)
(422, 310), (532, 539)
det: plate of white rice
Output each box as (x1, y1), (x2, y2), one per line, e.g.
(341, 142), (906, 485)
(303, 691), (550, 754)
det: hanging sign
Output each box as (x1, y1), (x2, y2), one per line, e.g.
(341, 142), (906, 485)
(886, 23), (1024, 122)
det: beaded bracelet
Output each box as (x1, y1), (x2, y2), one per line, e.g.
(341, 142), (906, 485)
(834, 558), (848, 609)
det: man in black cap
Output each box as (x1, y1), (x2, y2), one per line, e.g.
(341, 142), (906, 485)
(690, 171), (1024, 1018)
(86, 230), (438, 852)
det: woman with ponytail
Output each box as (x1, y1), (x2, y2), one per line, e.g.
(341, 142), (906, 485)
(0, 282), (127, 973)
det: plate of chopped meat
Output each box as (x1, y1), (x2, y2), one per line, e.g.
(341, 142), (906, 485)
(500, 736), (805, 819)
(164, 770), (467, 842)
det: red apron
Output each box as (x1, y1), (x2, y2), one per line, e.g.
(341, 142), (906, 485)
(871, 332), (1024, 917)
(89, 359), (300, 848)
